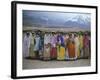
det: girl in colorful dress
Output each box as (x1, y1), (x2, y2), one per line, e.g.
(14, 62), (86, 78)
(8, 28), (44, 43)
(83, 32), (90, 58)
(29, 32), (35, 59)
(50, 32), (57, 60)
(57, 32), (65, 60)
(67, 33), (76, 60)
(43, 32), (51, 60)
(23, 32), (30, 58)
(79, 32), (84, 58)
(37, 31), (44, 59)
(74, 33), (80, 59)
(34, 33), (40, 59)
(64, 33), (69, 60)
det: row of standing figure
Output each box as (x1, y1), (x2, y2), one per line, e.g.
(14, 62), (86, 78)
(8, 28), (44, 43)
(23, 31), (91, 60)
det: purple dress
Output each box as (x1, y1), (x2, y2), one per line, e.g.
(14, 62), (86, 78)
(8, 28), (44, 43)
(83, 35), (90, 58)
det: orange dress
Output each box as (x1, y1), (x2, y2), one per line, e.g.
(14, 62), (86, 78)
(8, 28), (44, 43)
(68, 39), (75, 58)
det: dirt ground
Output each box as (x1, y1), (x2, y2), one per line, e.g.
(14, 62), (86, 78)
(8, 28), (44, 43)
(23, 58), (90, 69)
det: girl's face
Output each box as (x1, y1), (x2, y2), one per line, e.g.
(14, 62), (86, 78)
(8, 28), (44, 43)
(36, 34), (39, 37)
(69, 34), (72, 38)
(32, 33), (34, 36)
(26, 33), (30, 37)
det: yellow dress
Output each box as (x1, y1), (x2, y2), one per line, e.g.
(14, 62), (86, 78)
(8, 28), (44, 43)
(79, 36), (83, 49)
(57, 46), (65, 60)
(75, 37), (80, 58)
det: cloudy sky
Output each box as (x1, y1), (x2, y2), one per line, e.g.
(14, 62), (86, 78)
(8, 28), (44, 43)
(23, 10), (91, 28)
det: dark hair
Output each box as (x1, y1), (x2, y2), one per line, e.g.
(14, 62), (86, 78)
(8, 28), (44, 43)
(26, 32), (30, 36)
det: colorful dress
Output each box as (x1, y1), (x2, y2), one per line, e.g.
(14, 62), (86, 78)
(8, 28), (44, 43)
(50, 35), (57, 59)
(39, 35), (44, 59)
(34, 36), (40, 58)
(29, 34), (35, 58)
(67, 38), (75, 59)
(34, 36), (40, 51)
(57, 35), (65, 60)
(43, 34), (51, 60)
(79, 35), (83, 58)
(64, 35), (69, 59)
(83, 35), (89, 58)
(74, 36), (80, 59)
(23, 35), (30, 58)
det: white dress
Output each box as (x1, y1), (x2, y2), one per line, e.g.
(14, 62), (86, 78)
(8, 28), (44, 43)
(43, 34), (51, 60)
(23, 35), (30, 58)
(44, 34), (50, 44)
(34, 36), (40, 51)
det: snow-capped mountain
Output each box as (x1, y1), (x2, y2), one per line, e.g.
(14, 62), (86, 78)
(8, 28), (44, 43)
(64, 15), (90, 28)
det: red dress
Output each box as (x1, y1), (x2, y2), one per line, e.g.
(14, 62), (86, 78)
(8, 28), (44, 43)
(50, 35), (57, 59)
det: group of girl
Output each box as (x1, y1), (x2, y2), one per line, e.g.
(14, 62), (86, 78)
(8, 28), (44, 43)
(23, 30), (90, 61)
